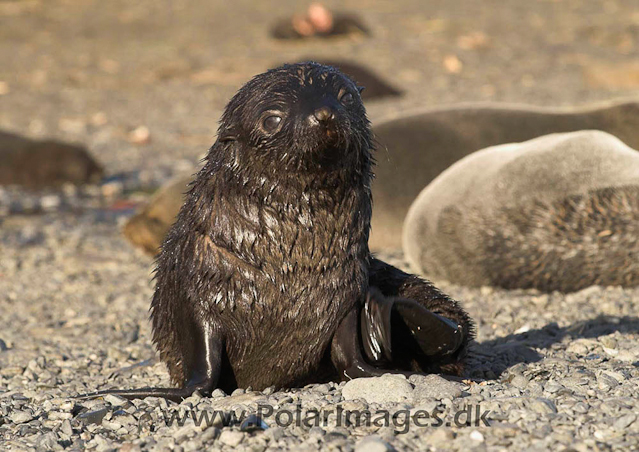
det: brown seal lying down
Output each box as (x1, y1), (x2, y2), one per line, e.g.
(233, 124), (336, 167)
(0, 130), (102, 189)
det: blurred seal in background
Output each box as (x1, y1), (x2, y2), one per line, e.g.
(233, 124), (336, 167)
(404, 130), (639, 293)
(0, 130), (102, 189)
(371, 100), (639, 249)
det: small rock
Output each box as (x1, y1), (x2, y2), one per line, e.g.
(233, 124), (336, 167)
(200, 426), (220, 442)
(409, 374), (462, 400)
(443, 54), (463, 73)
(10, 410), (34, 424)
(218, 429), (244, 447)
(510, 375), (529, 389)
(128, 126), (150, 145)
(355, 435), (395, 452)
(240, 414), (268, 432)
(600, 336), (617, 349)
(59, 419), (73, 436)
(309, 426), (325, 437)
(597, 373), (619, 391)
(613, 414), (636, 430)
(37, 431), (60, 450)
(211, 389), (227, 399)
(265, 426), (285, 442)
(104, 394), (128, 407)
(529, 398), (557, 414)
(469, 430), (485, 442)
(76, 407), (109, 425)
(543, 381), (565, 394)
(40, 195), (61, 211)
(175, 424), (197, 443)
(47, 411), (72, 421)
(342, 375), (413, 404)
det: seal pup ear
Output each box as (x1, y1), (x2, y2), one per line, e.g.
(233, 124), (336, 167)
(357, 86), (365, 94)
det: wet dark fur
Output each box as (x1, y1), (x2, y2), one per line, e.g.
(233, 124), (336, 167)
(150, 62), (472, 392)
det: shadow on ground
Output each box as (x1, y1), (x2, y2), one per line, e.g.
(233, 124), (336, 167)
(468, 315), (639, 379)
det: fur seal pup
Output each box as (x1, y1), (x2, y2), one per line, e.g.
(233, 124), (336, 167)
(79, 62), (472, 401)
(122, 58), (402, 255)
(371, 100), (639, 249)
(0, 130), (103, 189)
(404, 130), (639, 293)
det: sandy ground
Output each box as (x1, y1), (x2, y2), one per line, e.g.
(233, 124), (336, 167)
(1, 0), (639, 450)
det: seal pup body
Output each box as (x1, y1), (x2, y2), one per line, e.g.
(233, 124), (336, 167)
(79, 63), (472, 400)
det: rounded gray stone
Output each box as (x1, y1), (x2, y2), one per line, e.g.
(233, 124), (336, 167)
(355, 435), (395, 452)
(409, 374), (462, 400)
(342, 375), (413, 405)
(218, 429), (244, 447)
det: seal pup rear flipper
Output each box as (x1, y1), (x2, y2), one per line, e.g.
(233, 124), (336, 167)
(76, 324), (225, 402)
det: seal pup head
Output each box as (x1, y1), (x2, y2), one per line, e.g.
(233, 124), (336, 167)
(215, 62), (372, 175)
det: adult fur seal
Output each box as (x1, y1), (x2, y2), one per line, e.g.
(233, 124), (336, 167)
(404, 130), (639, 293)
(79, 62), (472, 401)
(372, 100), (639, 249)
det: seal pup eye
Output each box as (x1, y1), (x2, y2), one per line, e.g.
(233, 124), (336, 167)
(339, 90), (354, 106)
(262, 115), (282, 133)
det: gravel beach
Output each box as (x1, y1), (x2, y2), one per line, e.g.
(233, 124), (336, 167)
(1, 0), (639, 450)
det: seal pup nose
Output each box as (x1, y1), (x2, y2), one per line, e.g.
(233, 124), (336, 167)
(313, 106), (334, 122)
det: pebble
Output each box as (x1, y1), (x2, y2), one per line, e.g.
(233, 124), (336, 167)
(3, 213), (639, 451)
(60, 419), (73, 436)
(218, 430), (244, 447)
(342, 375), (413, 404)
(76, 408), (110, 425)
(266, 427), (285, 442)
(613, 414), (636, 430)
(409, 374), (462, 400)
(355, 435), (395, 452)
(469, 430), (485, 442)
(104, 394), (128, 407)
(10, 410), (34, 424)
(529, 398), (557, 414)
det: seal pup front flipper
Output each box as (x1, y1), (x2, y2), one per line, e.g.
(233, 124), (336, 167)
(368, 258), (474, 376)
(360, 287), (464, 367)
(76, 322), (225, 402)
